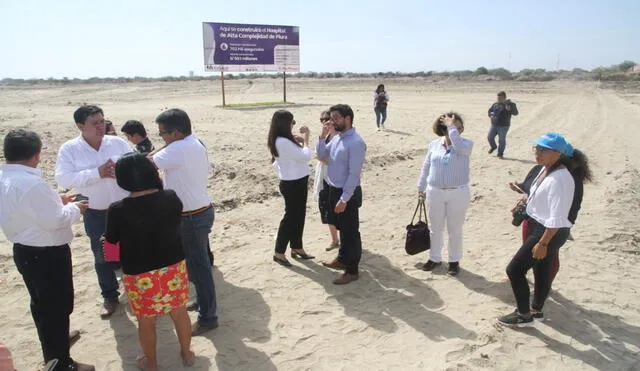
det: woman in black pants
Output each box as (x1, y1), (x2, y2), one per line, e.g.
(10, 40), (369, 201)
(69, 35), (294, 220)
(498, 132), (590, 327)
(268, 110), (315, 266)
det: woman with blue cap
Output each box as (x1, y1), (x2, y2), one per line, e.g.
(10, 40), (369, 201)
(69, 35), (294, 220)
(498, 132), (592, 327)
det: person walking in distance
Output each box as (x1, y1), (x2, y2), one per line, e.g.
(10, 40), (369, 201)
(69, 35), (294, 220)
(55, 105), (131, 318)
(0, 129), (94, 370)
(373, 84), (390, 131)
(487, 91), (518, 159)
(317, 104), (367, 285)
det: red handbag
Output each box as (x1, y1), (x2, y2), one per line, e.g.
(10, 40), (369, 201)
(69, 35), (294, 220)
(405, 198), (431, 255)
(103, 240), (120, 262)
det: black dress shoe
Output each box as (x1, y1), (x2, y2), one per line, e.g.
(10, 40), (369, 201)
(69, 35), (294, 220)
(421, 260), (442, 271)
(447, 262), (460, 276)
(69, 330), (80, 346)
(192, 321), (219, 336)
(100, 300), (118, 318)
(291, 250), (315, 259)
(273, 255), (292, 267)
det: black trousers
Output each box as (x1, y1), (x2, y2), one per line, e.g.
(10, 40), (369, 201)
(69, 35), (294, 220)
(13, 243), (75, 368)
(275, 176), (309, 254)
(327, 185), (363, 275)
(506, 219), (570, 314)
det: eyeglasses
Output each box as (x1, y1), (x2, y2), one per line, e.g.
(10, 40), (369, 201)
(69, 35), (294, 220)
(533, 145), (553, 153)
(320, 117), (330, 122)
(158, 130), (173, 136)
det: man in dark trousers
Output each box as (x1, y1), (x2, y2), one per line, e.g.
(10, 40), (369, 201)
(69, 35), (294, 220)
(0, 129), (94, 370)
(317, 104), (367, 285)
(487, 91), (519, 158)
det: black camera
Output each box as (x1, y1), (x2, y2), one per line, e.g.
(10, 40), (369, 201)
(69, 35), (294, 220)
(511, 203), (527, 226)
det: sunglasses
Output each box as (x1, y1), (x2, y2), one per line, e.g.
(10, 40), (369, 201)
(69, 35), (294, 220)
(158, 130), (173, 136)
(533, 145), (553, 153)
(320, 117), (330, 122)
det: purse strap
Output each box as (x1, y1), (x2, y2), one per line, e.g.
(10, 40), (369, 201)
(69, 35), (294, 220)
(411, 198), (428, 224)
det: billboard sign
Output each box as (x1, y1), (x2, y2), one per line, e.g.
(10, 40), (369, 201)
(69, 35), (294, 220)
(203, 22), (300, 72)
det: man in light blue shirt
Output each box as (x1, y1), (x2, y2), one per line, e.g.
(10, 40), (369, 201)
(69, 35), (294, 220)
(316, 104), (367, 284)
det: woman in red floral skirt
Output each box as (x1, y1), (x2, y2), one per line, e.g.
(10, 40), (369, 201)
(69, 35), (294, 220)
(105, 152), (194, 370)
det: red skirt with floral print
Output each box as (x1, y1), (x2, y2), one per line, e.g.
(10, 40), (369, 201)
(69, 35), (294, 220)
(122, 260), (189, 318)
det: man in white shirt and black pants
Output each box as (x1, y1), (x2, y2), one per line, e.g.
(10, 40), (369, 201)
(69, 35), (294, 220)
(151, 108), (219, 336)
(55, 105), (131, 318)
(0, 129), (94, 370)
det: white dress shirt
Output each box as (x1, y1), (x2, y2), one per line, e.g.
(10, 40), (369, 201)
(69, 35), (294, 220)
(55, 135), (131, 210)
(153, 135), (211, 212)
(0, 164), (81, 246)
(526, 167), (575, 228)
(273, 137), (311, 181)
(418, 126), (473, 191)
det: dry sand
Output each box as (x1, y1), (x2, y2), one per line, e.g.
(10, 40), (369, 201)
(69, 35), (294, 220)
(1, 78), (639, 370)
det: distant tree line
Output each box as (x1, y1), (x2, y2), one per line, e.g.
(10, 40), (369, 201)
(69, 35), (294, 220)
(2, 61), (638, 86)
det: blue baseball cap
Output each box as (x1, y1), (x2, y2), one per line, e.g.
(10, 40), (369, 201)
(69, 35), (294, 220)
(534, 132), (574, 156)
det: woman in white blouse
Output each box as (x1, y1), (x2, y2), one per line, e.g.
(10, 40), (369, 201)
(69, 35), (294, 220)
(497, 132), (577, 327)
(267, 110), (315, 267)
(417, 113), (473, 276)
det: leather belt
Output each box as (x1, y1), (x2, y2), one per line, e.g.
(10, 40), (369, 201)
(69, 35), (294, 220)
(181, 204), (213, 217)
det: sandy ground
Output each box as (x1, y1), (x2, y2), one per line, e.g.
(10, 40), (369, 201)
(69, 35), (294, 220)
(1, 78), (639, 370)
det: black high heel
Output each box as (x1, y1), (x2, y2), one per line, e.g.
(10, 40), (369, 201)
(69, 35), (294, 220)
(291, 250), (315, 260)
(273, 255), (292, 267)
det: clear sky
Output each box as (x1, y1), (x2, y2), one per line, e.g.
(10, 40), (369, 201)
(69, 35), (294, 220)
(1, 0), (638, 79)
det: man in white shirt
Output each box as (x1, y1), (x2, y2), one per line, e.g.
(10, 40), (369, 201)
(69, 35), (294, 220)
(0, 129), (94, 370)
(55, 105), (131, 318)
(151, 108), (219, 336)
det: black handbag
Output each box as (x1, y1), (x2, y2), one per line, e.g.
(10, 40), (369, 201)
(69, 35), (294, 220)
(405, 198), (431, 255)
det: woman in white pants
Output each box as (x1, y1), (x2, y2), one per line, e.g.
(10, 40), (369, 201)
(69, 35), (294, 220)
(417, 113), (473, 276)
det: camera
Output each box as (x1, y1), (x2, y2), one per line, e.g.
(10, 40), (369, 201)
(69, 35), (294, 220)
(511, 203), (527, 226)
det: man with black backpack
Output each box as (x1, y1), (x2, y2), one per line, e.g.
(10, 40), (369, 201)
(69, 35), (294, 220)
(487, 91), (519, 159)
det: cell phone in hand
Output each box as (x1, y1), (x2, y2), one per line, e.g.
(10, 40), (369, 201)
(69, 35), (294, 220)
(75, 195), (89, 201)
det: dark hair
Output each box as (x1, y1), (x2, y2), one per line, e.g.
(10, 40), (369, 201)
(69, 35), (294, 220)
(267, 110), (299, 161)
(376, 84), (385, 93)
(155, 108), (192, 136)
(3, 129), (42, 162)
(497, 91), (507, 97)
(104, 120), (115, 133)
(560, 148), (593, 183)
(74, 105), (103, 124)
(432, 112), (464, 137)
(320, 109), (330, 117)
(115, 152), (163, 192)
(121, 120), (147, 137)
(329, 104), (354, 123)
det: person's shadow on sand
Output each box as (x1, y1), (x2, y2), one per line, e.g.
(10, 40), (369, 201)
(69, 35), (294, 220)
(196, 269), (277, 371)
(458, 269), (640, 370)
(290, 250), (476, 341)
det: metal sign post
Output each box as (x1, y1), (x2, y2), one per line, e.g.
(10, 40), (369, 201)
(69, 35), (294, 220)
(220, 71), (226, 107)
(283, 71), (287, 103)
